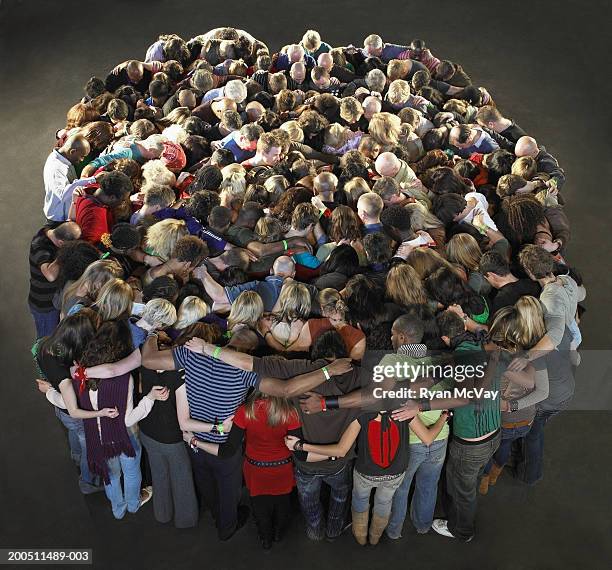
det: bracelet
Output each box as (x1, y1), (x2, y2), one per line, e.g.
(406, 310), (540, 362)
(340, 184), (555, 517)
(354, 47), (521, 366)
(294, 440), (304, 452)
(509, 400), (519, 412)
(324, 396), (339, 410)
(419, 399), (431, 412)
(217, 423), (224, 434)
(322, 366), (331, 381)
(282, 239), (289, 251)
(212, 346), (222, 359)
(189, 436), (199, 452)
(320, 396), (327, 412)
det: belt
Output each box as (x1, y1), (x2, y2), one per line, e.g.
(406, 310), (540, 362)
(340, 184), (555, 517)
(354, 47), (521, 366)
(502, 419), (533, 429)
(245, 456), (292, 468)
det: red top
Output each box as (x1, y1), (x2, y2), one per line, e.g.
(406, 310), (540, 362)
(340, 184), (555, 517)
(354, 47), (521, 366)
(308, 318), (365, 355)
(233, 400), (301, 496)
(74, 196), (114, 244)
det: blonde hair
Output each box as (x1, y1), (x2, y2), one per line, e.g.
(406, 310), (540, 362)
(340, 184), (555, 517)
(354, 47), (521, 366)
(62, 259), (123, 313)
(386, 264), (427, 306)
(146, 219), (188, 261)
(406, 248), (456, 280)
(446, 233), (482, 272)
(141, 298), (177, 327)
(94, 278), (134, 321)
(405, 201), (444, 232)
(164, 106), (191, 126)
(141, 159), (176, 188)
(318, 288), (348, 319)
(387, 59), (409, 81)
(162, 124), (189, 145)
(227, 291), (264, 330)
(324, 123), (349, 149)
(141, 134), (165, 154)
(365, 69), (386, 93)
(368, 112), (401, 147)
(274, 282), (311, 324)
(489, 296), (546, 352)
(255, 216), (285, 243)
(387, 79), (411, 105)
(175, 296), (209, 330)
(244, 390), (298, 427)
(302, 29), (322, 52)
(511, 156), (537, 180)
(279, 120), (304, 143)
(340, 97), (363, 123)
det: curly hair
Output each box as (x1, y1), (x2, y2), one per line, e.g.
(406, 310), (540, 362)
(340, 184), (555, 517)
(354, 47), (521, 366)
(185, 190), (221, 224)
(55, 241), (102, 288)
(269, 186), (313, 229)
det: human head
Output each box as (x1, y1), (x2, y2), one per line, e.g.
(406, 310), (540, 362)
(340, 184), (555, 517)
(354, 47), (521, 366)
(511, 156), (538, 180)
(274, 281), (311, 322)
(362, 96), (382, 120)
(291, 203), (318, 232)
(363, 34), (383, 57)
(255, 131), (282, 165)
(94, 278), (134, 321)
(310, 66), (331, 90)
(287, 44), (305, 63)
(386, 264), (427, 306)
(318, 288), (348, 321)
(445, 233), (482, 272)
(479, 250), (512, 288)
(519, 244), (555, 280)
(172, 235), (209, 267)
(514, 136), (539, 158)
(357, 192), (384, 224)
(140, 298), (177, 329)
(174, 296), (209, 330)
(59, 134), (90, 164)
(372, 176), (401, 203)
(327, 205), (362, 243)
(96, 171), (133, 206)
(368, 112), (401, 147)
(272, 256), (296, 279)
(363, 232), (392, 264)
(432, 193), (468, 225)
(50, 221), (81, 244)
(375, 151), (401, 177)
(391, 315), (425, 349)
(227, 290), (264, 330)
(437, 310), (465, 347)
(311, 330), (348, 361)
(387, 79), (411, 106)
(126, 60), (144, 83)
(380, 204), (413, 236)
(302, 29), (322, 53)
(290, 61), (307, 83)
(146, 219), (188, 261)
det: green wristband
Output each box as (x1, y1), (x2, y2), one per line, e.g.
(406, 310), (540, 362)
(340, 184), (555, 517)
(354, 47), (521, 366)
(283, 239), (288, 251)
(212, 346), (222, 359)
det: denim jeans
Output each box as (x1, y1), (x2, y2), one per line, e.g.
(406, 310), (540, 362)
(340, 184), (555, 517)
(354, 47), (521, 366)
(445, 432), (501, 541)
(516, 406), (564, 485)
(29, 306), (60, 339)
(484, 423), (532, 474)
(352, 469), (405, 519)
(104, 433), (142, 519)
(54, 407), (101, 493)
(294, 462), (351, 539)
(387, 438), (447, 538)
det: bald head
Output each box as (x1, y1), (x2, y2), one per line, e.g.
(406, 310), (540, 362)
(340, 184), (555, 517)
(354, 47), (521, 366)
(60, 134), (90, 164)
(245, 101), (265, 122)
(51, 221), (82, 243)
(317, 52), (333, 71)
(290, 61), (306, 83)
(391, 315), (424, 349)
(514, 136), (539, 158)
(126, 60), (144, 83)
(375, 152), (401, 177)
(272, 256), (296, 278)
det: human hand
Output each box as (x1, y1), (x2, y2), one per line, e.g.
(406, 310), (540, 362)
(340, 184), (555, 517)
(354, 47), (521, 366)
(391, 400), (419, 421)
(99, 407), (120, 418)
(507, 356), (529, 371)
(182, 430), (195, 444)
(185, 337), (210, 355)
(284, 435), (300, 450)
(447, 304), (466, 320)
(36, 379), (52, 395)
(222, 414), (234, 433)
(299, 391), (322, 415)
(148, 386), (170, 401)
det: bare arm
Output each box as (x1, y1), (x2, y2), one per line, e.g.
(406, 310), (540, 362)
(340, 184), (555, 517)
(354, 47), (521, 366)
(185, 339), (254, 371)
(40, 260), (60, 282)
(58, 378), (115, 419)
(298, 420), (361, 458)
(409, 413), (448, 445)
(84, 349), (142, 378)
(175, 384), (232, 433)
(141, 335), (176, 371)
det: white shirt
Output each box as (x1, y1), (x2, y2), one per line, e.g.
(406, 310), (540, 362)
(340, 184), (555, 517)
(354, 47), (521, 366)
(43, 150), (95, 221)
(462, 191), (498, 231)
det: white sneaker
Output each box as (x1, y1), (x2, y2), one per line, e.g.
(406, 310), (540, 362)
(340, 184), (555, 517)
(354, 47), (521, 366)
(432, 519), (473, 542)
(139, 486), (153, 507)
(432, 519), (456, 538)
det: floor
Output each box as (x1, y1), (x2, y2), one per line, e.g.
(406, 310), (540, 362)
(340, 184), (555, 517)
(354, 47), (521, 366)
(1, 0), (611, 568)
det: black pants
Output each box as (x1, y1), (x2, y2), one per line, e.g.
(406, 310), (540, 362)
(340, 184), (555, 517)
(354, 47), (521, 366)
(189, 447), (242, 539)
(250, 493), (291, 540)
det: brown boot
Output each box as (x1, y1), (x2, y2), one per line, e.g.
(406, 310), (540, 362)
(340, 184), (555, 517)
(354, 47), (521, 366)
(478, 475), (490, 495)
(489, 463), (504, 486)
(368, 513), (389, 545)
(351, 509), (369, 546)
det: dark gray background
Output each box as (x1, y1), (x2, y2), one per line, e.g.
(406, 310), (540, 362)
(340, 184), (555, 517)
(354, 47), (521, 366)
(1, 0), (611, 568)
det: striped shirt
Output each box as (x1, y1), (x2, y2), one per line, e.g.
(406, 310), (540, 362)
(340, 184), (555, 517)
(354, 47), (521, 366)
(397, 49), (441, 73)
(172, 346), (260, 443)
(28, 227), (58, 311)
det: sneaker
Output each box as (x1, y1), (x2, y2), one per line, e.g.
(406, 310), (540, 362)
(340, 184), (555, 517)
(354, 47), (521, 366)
(139, 486), (153, 508)
(432, 519), (473, 542)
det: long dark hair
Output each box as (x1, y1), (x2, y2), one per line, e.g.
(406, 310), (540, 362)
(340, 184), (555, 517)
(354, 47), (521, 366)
(425, 267), (486, 315)
(319, 244), (359, 277)
(39, 308), (99, 367)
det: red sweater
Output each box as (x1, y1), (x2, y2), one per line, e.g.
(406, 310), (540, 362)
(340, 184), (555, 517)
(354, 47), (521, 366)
(75, 196), (113, 244)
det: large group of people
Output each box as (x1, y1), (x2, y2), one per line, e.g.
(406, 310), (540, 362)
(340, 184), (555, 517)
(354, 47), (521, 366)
(31, 27), (586, 550)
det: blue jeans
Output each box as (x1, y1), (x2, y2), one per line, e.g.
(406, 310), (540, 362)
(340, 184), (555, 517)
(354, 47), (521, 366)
(294, 463), (351, 539)
(352, 469), (405, 518)
(517, 406), (563, 485)
(484, 423), (532, 474)
(54, 407), (101, 493)
(104, 433), (142, 519)
(29, 306), (60, 339)
(387, 438), (447, 538)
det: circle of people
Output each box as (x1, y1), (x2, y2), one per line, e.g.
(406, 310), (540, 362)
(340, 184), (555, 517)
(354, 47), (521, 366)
(32, 27), (586, 550)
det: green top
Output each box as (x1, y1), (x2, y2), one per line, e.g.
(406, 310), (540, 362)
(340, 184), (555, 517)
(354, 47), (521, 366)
(451, 343), (501, 439)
